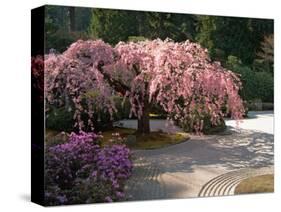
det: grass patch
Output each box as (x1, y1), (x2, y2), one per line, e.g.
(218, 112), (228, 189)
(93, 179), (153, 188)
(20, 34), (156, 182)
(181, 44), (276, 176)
(149, 113), (166, 119)
(46, 129), (60, 141)
(46, 127), (190, 150)
(149, 113), (160, 118)
(100, 127), (135, 146)
(100, 127), (189, 150)
(235, 174), (274, 194)
(45, 129), (69, 147)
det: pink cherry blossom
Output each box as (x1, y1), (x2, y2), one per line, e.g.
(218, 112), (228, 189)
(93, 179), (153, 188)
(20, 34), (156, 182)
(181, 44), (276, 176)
(44, 39), (244, 133)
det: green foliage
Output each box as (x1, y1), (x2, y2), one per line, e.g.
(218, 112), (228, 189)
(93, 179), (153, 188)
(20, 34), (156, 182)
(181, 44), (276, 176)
(226, 56), (273, 103)
(88, 9), (138, 44)
(254, 72), (274, 102)
(256, 34), (274, 73)
(179, 115), (226, 134)
(46, 96), (131, 132)
(253, 59), (270, 72)
(201, 117), (226, 134)
(150, 104), (168, 119)
(46, 106), (112, 132)
(46, 30), (89, 53)
(196, 16), (273, 64)
(261, 102), (274, 110)
(47, 5), (273, 67)
(226, 55), (242, 67)
(140, 12), (196, 41)
(74, 8), (92, 31)
(195, 16), (216, 56)
(88, 9), (196, 45)
(46, 107), (75, 132)
(128, 36), (147, 42)
(45, 5), (92, 53)
(113, 96), (131, 120)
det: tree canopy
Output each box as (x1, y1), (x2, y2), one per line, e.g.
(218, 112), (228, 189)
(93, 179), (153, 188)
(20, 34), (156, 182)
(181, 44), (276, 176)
(45, 39), (245, 133)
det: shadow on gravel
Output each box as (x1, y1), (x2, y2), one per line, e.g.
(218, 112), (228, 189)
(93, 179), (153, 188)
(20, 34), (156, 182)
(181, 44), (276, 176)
(126, 128), (274, 200)
(133, 129), (274, 173)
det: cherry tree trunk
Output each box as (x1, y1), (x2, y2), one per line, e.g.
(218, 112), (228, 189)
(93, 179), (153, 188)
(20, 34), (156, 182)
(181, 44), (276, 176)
(137, 102), (150, 134)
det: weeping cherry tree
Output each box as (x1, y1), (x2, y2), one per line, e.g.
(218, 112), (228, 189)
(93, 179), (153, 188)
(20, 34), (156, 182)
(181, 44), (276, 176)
(45, 39), (245, 134)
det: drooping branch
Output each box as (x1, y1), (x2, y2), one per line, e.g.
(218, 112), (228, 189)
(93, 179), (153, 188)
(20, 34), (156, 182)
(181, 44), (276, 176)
(45, 39), (245, 133)
(132, 64), (141, 75)
(97, 61), (130, 95)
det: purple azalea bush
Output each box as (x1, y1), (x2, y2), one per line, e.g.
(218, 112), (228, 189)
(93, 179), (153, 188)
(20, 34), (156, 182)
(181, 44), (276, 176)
(45, 131), (132, 205)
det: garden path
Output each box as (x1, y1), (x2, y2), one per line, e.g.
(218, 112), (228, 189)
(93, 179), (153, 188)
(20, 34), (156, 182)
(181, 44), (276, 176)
(122, 111), (274, 200)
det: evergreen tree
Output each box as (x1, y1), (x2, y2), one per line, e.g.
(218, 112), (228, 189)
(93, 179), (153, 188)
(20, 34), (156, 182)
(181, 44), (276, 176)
(88, 9), (197, 44)
(88, 9), (138, 44)
(196, 16), (273, 65)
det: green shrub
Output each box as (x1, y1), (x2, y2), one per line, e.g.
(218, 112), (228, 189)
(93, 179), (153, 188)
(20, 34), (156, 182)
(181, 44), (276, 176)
(226, 55), (242, 67)
(46, 106), (112, 132)
(150, 103), (168, 119)
(128, 36), (147, 42)
(253, 59), (272, 73)
(113, 96), (131, 120)
(222, 100), (249, 117)
(254, 72), (273, 102)
(46, 107), (74, 132)
(46, 96), (131, 132)
(226, 55), (273, 103)
(178, 115), (226, 134)
(46, 30), (89, 53)
(262, 102), (274, 110)
(201, 116), (226, 134)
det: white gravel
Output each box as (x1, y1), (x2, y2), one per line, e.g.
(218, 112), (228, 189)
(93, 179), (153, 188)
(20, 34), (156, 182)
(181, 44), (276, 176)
(225, 111), (274, 134)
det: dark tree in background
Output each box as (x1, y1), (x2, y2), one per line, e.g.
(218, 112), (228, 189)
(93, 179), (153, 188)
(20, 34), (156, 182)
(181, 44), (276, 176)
(88, 9), (197, 45)
(89, 9), (138, 44)
(45, 6), (91, 53)
(45, 6), (273, 66)
(68, 7), (76, 31)
(195, 16), (273, 65)
(256, 34), (274, 73)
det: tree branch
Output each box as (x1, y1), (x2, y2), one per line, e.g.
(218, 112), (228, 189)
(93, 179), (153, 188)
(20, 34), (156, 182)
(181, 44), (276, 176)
(97, 61), (130, 95)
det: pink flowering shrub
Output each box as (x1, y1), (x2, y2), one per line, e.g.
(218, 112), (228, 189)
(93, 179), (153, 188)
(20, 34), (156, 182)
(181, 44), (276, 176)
(31, 55), (44, 103)
(45, 40), (117, 130)
(45, 131), (132, 205)
(114, 39), (245, 133)
(45, 39), (245, 133)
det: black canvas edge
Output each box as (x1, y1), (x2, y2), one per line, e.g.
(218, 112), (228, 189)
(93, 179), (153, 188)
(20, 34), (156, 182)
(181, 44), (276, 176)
(31, 5), (45, 206)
